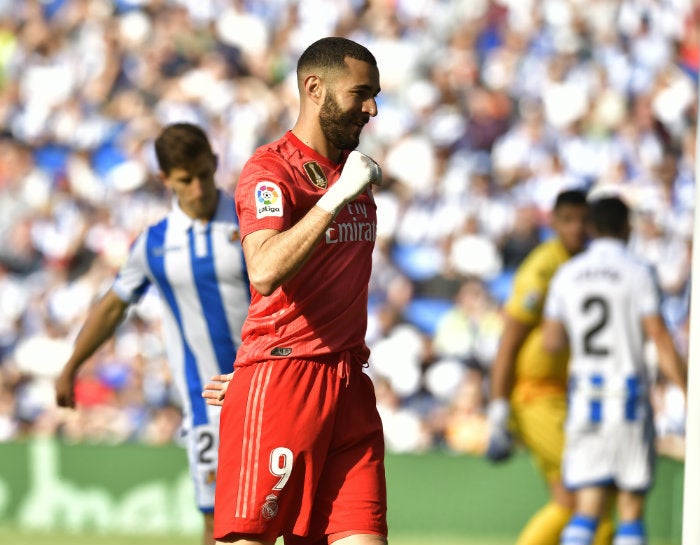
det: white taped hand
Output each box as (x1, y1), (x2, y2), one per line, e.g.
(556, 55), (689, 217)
(317, 150), (382, 215)
(485, 398), (514, 462)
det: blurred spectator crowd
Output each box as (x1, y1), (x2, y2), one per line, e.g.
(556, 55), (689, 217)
(0, 0), (695, 460)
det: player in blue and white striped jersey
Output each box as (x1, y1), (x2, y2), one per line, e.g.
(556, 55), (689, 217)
(56, 123), (249, 545)
(542, 196), (686, 545)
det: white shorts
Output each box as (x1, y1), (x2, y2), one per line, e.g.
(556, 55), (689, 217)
(182, 419), (220, 512)
(562, 416), (655, 493)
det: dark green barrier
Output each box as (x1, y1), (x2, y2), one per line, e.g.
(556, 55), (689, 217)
(385, 451), (683, 542)
(0, 440), (683, 541)
(0, 438), (201, 534)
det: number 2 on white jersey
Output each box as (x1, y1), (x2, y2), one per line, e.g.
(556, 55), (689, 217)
(582, 295), (610, 356)
(269, 447), (293, 490)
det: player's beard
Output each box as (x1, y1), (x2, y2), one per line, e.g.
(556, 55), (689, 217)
(319, 90), (364, 151)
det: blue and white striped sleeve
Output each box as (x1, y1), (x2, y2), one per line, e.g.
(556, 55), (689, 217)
(112, 232), (152, 304)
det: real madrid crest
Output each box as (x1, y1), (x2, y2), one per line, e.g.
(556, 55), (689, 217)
(303, 161), (328, 189)
(261, 494), (279, 519)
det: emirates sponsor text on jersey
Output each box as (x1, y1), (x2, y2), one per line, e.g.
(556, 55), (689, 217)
(325, 202), (377, 244)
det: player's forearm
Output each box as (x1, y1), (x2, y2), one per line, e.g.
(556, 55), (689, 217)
(63, 291), (129, 375)
(490, 349), (516, 400)
(244, 207), (334, 296)
(490, 316), (531, 400)
(655, 332), (688, 394)
(644, 314), (688, 394)
(490, 340), (519, 400)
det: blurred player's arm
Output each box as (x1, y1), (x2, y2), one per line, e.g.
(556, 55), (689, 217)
(643, 314), (688, 395)
(55, 289), (129, 408)
(541, 317), (569, 355)
(490, 314), (533, 400)
(486, 314), (533, 461)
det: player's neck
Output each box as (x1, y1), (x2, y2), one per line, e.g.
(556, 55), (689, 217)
(291, 124), (342, 164)
(179, 193), (219, 224)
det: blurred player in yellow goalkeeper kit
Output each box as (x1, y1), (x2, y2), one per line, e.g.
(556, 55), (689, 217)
(487, 189), (612, 545)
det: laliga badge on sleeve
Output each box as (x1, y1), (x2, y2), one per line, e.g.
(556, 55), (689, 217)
(255, 181), (283, 218)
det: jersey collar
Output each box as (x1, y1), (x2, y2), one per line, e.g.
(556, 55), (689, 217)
(589, 237), (627, 253)
(286, 130), (348, 170)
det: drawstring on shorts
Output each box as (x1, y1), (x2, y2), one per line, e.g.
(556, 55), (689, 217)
(337, 350), (368, 387)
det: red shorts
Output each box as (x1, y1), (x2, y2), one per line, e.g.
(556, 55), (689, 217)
(214, 353), (387, 543)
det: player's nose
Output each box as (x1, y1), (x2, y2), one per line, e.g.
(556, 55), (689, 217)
(191, 177), (206, 197)
(363, 97), (378, 117)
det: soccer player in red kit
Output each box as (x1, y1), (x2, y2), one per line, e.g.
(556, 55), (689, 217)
(203, 37), (387, 545)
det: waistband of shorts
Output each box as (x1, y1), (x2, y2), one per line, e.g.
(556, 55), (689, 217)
(275, 349), (369, 385)
(312, 348), (369, 367)
(236, 346), (370, 369)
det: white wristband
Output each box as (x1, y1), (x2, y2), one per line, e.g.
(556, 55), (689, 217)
(316, 184), (347, 216)
(488, 398), (511, 428)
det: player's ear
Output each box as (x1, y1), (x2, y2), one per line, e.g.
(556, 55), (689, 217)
(304, 74), (324, 105)
(158, 170), (170, 188)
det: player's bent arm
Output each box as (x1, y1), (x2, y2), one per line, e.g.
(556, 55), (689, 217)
(541, 318), (568, 354)
(243, 206), (335, 296)
(486, 313), (531, 462)
(643, 314), (688, 395)
(489, 314), (533, 400)
(55, 289), (130, 408)
(244, 151), (380, 296)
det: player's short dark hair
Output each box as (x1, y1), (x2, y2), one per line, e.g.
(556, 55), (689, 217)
(553, 189), (588, 210)
(297, 37), (376, 80)
(154, 123), (214, 175)
(589, 196), (629, 236)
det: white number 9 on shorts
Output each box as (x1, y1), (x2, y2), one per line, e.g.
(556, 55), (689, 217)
(269, 447), (293, 490)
